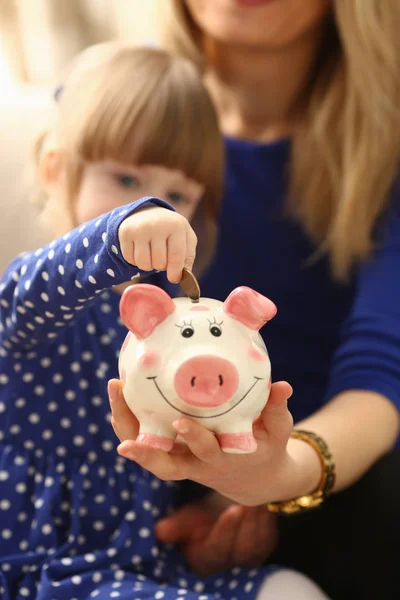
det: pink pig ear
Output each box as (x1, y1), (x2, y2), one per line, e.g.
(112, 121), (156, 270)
(120, 284), (175, 339)
(222, 286), (277, 331)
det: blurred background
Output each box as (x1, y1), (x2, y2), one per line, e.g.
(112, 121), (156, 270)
(0, 0), (160, 270)
(0, 0), (159, 88)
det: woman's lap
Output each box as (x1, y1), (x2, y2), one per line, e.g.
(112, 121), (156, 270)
(0, 548), (275, 600)
(272, 450), (400, 600)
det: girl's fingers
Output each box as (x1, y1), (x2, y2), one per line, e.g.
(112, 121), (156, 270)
(108, 379), (140, 442)
(133, 240), (152, 272)
(120, 239), (135, 266)
(185, 229), (197, 271)
(166, 230), (187, 283)
(150, 238), (167, 272)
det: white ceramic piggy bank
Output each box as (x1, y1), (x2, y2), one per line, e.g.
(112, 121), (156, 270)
(118, 284), (276, 453)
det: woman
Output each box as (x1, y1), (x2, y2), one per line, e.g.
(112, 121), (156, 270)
(109, 1), (400, 598)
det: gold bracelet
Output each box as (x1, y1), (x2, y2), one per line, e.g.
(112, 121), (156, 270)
(266, 429), (336, 515)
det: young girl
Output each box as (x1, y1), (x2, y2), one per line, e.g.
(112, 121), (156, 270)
(0, 42), (219, 597)
(0, 42), (329, 600)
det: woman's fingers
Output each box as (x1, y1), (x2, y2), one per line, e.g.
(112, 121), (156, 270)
(171, 383), (293, 464)
(116, 438), (199, 481)
(108, 378), (140, 442)
(184, 505), (245, 576)
(155, 503), (214, 544)
(267, 381), (293, 407)
(155, 501), (278, 576)
(111, 378), (295, 505)
(261, 381), (294, 443)
(233, 506), (278, 566)
(172, 418), (224, 465)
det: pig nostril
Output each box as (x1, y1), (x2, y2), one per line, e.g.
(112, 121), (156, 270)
(190, 375), (224, 386)
(175, 356), (239, 406)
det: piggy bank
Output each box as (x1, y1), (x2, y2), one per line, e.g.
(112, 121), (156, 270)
(118, 284), (276, 454)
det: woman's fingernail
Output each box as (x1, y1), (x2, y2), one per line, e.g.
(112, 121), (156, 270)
(108, 384), (119, 404)
(117, 442), (135, 458)
(228, 505), (243, 519)
(172, 420), (189, 434)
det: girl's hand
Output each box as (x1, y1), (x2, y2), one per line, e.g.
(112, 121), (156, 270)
(108, 378), (295, 506)
(118, 206), (197, 283)
(155, 493), (278, 576)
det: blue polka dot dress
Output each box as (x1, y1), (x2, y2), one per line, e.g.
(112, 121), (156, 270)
(0, 197), (276, 599)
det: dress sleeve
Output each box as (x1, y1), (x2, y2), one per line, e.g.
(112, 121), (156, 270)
(323, 183), (400, 413)
(0, 196), (174, 353)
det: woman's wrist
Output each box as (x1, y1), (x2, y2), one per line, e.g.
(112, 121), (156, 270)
(202, 491), (237, 514)
(290, 435), (323, 494)
(254, 436), (322, 506)
(270, 435), (322, 503)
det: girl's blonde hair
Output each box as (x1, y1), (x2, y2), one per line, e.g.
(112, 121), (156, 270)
(159, 0), (400, 280)
(34, 42), (224, 274)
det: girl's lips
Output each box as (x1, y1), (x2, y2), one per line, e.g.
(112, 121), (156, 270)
(234, 0), (279, 7)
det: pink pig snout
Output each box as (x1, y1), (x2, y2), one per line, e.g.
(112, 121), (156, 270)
(174, 356), (239, 407)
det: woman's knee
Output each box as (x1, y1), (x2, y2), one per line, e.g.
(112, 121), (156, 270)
(256, 569), (330, 600)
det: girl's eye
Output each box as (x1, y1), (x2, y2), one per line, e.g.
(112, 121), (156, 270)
(116, 175), (139, 189)
(167, 191), (186, 204)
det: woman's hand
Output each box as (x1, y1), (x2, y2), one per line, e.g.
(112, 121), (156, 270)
(108, 378), (140, 441)
(108, 378), (295, 506)
(118, 206), (197, 283)
(154, 492), (278, 576)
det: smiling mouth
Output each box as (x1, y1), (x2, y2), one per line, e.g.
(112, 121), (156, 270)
(146, 376), (263, 418)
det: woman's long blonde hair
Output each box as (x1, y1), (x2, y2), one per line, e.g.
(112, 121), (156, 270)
(159, 0), (400, 280)
(34, 42), (224, 274)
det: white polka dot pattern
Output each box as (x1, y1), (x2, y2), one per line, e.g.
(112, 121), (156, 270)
(0, 198), (170, 352)
(0, 197), (273, 598)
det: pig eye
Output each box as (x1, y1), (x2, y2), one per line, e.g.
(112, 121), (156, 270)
(209, 324), (222, 337)
(208, 318), (223, 337)
(176, 320), (195, 338)
(181, 326), (194, 338)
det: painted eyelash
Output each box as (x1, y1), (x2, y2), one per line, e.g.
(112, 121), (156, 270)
(207, 317), (223, 327)
(175, 319), (194, 330)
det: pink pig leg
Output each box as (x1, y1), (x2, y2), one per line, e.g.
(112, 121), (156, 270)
(136, 422), (176, 453)
(216, 422), (257, 454)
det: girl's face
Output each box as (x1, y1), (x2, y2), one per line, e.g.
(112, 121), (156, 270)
(74, 161), (204, 225)
(184, 0), (332, 49)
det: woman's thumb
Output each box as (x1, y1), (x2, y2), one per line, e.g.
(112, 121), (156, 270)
(155, 505), (204, 543)
(261, 381), (293, 442)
